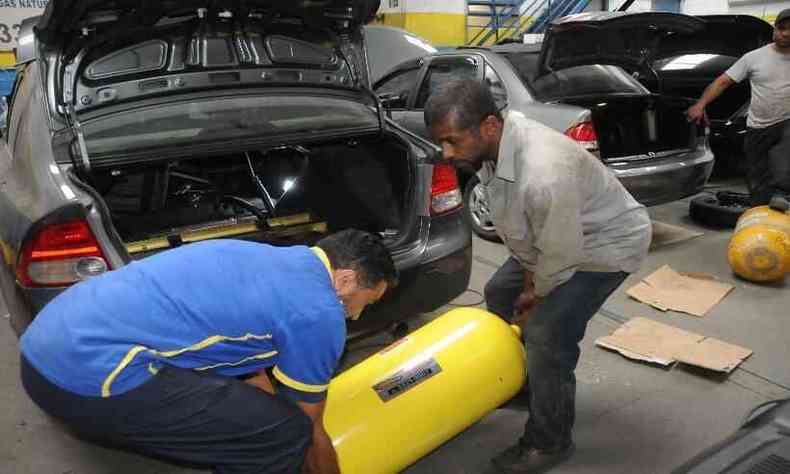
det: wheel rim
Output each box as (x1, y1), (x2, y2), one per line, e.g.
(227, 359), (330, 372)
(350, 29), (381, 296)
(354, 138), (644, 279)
(468, 183), (497, 233)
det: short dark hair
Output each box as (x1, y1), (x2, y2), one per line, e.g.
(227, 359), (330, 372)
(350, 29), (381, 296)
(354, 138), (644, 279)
(317, 229), (398, 290)
(424, 79), (502, 130)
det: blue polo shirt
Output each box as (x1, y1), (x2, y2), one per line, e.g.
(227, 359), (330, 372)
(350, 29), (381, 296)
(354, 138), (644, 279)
(20, 240), (346, 403)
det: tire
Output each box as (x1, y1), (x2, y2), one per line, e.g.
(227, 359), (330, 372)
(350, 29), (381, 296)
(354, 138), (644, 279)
(689, 193), (750, 229)
(462, 175), (501, 242)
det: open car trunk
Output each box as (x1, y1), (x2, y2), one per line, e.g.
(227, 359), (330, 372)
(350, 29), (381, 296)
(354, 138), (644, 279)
(561, 95), (698, 161)
(87, 136), (412, 260)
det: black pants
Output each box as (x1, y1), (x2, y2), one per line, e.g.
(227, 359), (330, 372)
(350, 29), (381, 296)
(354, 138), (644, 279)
(485, 258), (628, 450)
(20, 356), (311, 474)
(744, 119), (790, 205)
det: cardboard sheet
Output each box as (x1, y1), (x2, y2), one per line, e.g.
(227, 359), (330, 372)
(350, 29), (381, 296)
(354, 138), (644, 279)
(626, 265), (734, 317)
(596, 317), (752, 373)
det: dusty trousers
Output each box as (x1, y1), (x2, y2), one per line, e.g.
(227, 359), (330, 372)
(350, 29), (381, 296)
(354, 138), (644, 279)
(485, 257), (628, 449)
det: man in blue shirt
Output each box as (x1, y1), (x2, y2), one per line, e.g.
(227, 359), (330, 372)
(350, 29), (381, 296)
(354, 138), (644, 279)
(20, 229), (397, 474)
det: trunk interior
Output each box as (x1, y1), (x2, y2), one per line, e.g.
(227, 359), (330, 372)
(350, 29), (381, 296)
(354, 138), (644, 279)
(562, 95), (698, 161)
(88, 136), (412, 260)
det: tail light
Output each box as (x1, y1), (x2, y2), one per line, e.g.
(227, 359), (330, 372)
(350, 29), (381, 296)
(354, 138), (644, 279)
(17, 219), (109, 287)
(430, 163), (462, 215)
(565, 121), (599, 154)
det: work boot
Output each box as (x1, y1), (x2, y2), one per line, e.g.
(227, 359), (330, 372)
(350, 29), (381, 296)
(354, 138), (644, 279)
(491, 441), (575, 473)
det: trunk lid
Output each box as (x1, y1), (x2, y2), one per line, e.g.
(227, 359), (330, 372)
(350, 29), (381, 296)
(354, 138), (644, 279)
(36, 0), (380, 46)
(656, 15), (773, 60)
(41, 0), (381, 115)
(538, 12), (771, 76)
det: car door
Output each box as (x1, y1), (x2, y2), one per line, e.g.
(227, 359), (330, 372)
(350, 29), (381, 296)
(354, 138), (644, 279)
(399, 54), (484, 138)
(375, 63), (423, 129)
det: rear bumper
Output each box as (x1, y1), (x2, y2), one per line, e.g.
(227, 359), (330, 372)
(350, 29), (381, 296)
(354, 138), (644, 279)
(349, 210), (473, 330)
(13, 211), (474, 336)
(607, 146), (715, 207)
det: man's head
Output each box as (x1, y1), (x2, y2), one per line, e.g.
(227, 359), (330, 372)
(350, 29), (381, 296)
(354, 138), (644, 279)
(775, 9), (790, 49)
(424, 80), (504, 172)
(316, 229), (398, 320)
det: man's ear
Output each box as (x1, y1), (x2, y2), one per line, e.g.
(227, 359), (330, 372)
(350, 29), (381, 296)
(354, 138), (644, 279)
(332, 269), (359, 297)
(480, 115), (500, 139)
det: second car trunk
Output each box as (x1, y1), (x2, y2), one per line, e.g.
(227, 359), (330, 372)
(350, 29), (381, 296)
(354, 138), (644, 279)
(85, 136), (412, 260)
(561, 95), (698, 161)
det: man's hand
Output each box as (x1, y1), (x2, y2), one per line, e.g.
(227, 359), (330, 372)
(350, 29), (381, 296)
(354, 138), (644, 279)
(687, 74), (735, 126)
(513, 289), (541, 323)
(513, 270), (540, 323)
(246, 370), (275, 394)
(298, 401), (340, 474)
(686, 103), (708, 125)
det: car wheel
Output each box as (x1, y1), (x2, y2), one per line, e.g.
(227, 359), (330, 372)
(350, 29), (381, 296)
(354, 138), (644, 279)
(463, 175), (501, 242)
(689, 192), (751, 229)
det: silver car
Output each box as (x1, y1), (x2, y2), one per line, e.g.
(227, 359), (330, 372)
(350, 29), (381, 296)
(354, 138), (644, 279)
(374, 13), (715, 240)
(0, 0), (474, 335)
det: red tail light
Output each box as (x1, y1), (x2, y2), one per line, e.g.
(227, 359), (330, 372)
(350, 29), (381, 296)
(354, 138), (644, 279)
(431, 163), (463, 215)
(565, 121), (599, 153)
(17, 219), (109, 287)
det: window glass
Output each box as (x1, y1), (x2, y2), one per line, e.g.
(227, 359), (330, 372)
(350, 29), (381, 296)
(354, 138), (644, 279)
(414, 56), (478, 109)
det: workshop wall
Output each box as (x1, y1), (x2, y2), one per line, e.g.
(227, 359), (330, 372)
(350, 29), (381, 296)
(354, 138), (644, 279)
(376, 0), (467, 47)
(682, 0), (790, 21)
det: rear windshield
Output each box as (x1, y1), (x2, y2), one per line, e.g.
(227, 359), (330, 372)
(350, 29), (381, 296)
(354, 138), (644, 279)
(83, 95), (377, 157)
(500, 52), (648, 102)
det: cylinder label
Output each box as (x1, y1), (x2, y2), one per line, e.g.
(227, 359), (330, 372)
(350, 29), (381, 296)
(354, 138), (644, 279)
(372, 358), (443, 402)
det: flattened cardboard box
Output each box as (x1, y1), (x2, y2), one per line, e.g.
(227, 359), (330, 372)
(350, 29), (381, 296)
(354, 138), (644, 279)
(626, 265), (734, 317)
(595, 317), (752, 373)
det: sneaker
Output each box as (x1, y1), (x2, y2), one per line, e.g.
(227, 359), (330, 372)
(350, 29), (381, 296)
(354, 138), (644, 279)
(491, 441), (575, 473)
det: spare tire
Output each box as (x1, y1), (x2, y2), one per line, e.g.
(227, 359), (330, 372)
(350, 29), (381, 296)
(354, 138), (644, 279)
(689, 193), (750, 229)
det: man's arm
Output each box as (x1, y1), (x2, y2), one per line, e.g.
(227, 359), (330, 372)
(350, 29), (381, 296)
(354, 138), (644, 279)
(528, 176), (584, 300)
(246, 370), (275, 393)
(687, 74), (736, 124)
(298, 400), (340, 474)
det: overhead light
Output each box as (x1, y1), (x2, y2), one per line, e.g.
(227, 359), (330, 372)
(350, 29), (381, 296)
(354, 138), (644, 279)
(283, 179), (295, 192)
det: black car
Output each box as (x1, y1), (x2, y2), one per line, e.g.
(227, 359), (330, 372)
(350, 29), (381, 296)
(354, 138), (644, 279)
(0, 0), (472, 336)
(554, 13), (774, 176)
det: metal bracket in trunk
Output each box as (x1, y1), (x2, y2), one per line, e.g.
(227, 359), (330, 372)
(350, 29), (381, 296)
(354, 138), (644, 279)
(65, 103), (92, 174)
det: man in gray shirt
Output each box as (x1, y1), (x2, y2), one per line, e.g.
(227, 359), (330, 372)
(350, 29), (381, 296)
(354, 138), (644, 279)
(688, 9), (790, 204)
(425, 80), (651, 473)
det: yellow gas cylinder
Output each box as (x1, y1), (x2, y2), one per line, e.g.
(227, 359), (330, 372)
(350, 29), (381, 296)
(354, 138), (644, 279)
(727, 196), (790, 282)
(323, 307), (526, 474)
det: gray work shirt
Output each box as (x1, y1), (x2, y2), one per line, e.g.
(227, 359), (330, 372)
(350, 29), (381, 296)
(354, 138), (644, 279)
(725, 44), (790, 129)
(479, 111), (652, 297)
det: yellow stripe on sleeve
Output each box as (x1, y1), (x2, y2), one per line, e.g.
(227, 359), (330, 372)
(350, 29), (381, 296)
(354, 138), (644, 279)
(272, 366), (328, 393)
(311, 247), (333, 277)
(102, 345), (148, 397)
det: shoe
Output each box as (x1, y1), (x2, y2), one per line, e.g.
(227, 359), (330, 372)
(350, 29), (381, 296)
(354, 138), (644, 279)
(491, 441), (575, 473)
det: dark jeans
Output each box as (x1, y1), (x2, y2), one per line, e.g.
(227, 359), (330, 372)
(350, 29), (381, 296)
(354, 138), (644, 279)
(744, 119), (790, 205)
(20, 356), (311, 474)
(485, 257), (628, 450)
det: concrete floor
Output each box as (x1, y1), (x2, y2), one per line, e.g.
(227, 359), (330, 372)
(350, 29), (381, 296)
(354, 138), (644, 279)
(2, 186), (789, 474)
